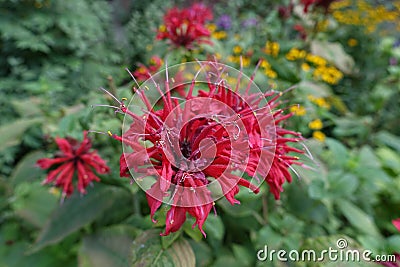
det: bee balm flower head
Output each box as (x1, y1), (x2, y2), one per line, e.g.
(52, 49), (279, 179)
(104, 61), (304, 236)
(37, 131), (110, 198)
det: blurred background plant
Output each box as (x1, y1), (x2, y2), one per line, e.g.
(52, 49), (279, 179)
(1, 0), (400, 266)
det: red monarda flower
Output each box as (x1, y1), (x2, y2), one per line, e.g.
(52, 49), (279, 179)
(107, 62), (304, 236)
(37, 131), (110, 197)
(156, 3), (213, 48)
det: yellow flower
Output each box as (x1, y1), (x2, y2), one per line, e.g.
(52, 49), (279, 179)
(242, 57), (251, 67)
(206, 23), (217, 33)
(308, 119), (323, 130)
(264, 69), (277, 79)
(306, 54), (327, 66)
(260, 59), (270, 69)
(313, 66), (343, 84)
(212, 31), (227, 40)
(313, 131), (326, 142)
(347, 38), (358, 47)
(214, 53), (222, 60)
(265, 41), (280, 57)
(301, 63), (311, 72)
(286, 48), (307, 61)
(159, 24), (167, 33)
(233, 45), (243, 54)
(290, 105), (307, 116)
(313, 97), (331, 109)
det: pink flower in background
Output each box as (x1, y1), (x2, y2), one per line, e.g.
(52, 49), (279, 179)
(156, 3), (213, 48)
(37, 131), (109, 197)
(393, 219), (400, 232)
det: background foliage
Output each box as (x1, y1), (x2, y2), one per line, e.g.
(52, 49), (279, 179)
(1, 0), (400, 266)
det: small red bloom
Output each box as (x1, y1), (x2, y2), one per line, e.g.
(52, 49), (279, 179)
(156, 3), (213, 48)
(293, 24), (307, 40)
(37, 131), (109, 197)
(301, 0), (336, 13)
(278, 4), (293, 19)
(133, 56), (164, 82)
(394, 218), (400, 232)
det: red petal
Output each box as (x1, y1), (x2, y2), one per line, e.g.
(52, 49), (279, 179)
(161, 206), (187, 236)
(36, 157), (70, 169)
(55, 137), (74, 156)
(393, 218), (400, 232)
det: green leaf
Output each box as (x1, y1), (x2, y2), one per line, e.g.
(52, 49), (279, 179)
(375, 131), (400, 153)
(0, 118), (42, 152)
(161, 229), (182, 249)
(337, 200), (381, 237)
(204, 214), (224, 240)
(376, 147), (400, 174)
(232, 244), (254, 267)
(325, 138), (349, 167)
(31, 184), (126, 252)
(12, 97), (42, 117)
(10, 151), (46, 187)
(132, 229), (196, 267)
(188, 240), (213, 267)
(78, 226), (135, 267)
(11, 182), (58, 228)
(298, 80), (332, 97)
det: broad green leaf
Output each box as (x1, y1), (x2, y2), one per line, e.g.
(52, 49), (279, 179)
(11, 182), (58, 228)
(375, 131), (400, 153)
(188, 240), (213, 267)
(324, 138), (349, 167)
(204, 214), (224, 240)
(161, 229), (182, 249)
(328, 172), (358, 198)
(0, 118), (42, 152)
(132, 229), (195, 267)
(376, 147), (400, 174)
(79, 227), (135, 267)
(232, 244), (254, 267)
(31, 184), (126, 252)
(337, 200), (381, 237)
(10, 151), (46, 187)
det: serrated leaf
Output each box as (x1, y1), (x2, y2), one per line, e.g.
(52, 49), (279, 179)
(31, 185), (125, 252)
(132, 229), (195, 267)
